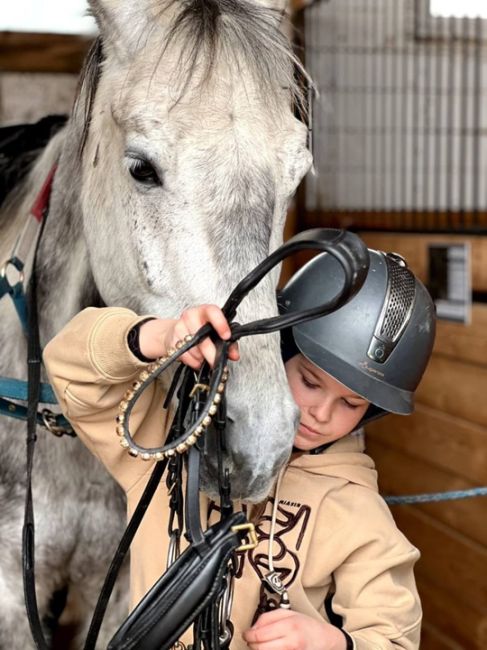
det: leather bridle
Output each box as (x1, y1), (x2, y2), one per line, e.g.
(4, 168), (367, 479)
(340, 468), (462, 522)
(23, 228), (370, 650)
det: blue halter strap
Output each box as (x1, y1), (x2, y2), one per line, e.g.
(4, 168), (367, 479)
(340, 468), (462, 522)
(0, 166), (74, 436)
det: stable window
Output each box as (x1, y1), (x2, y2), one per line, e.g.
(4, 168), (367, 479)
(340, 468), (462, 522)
(430, 0), (487, 19)
(416, 0), (487, 40)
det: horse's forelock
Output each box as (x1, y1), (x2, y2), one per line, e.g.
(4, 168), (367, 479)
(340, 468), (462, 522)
(84, 1), (309, 137)
(160, 0), (305, 107)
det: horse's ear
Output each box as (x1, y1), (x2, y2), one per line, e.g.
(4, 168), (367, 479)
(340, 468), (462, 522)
(87, 0), (152, 59)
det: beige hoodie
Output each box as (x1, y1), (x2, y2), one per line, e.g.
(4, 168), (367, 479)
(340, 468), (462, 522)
(44, 307), (422, 650)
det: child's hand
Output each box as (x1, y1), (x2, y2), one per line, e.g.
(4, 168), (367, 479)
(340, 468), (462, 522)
(243, 609), (347, 650)
(138, 305), (239, 369)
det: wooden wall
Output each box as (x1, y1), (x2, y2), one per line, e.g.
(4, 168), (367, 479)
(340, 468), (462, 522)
(0, 32), (87, 126)
(359, 232), (487, 650)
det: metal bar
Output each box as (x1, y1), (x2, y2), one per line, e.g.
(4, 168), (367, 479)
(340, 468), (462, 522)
(458, 15), (470, 225)
(380, 0), (389, 215)
(371, 0), (382, 217)
(401, 1), (413, 225)
(363, 0), (372, 213)
(445, 15), (456, 226)
(422, 0), (434, 222)
(412, 0), (422, 224)
(392, 0), (402, 215)
(433, 14), (445, 230)
(472, 16), (482, 225)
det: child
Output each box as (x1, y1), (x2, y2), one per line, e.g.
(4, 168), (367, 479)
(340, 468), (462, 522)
(44, 247), (435, 650)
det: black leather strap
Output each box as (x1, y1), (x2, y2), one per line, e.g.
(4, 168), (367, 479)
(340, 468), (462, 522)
(342, 630), (354, 650)
(185, 445), (205, 550)
(83, 459), (168, 650)
(22, 225), (50, 650)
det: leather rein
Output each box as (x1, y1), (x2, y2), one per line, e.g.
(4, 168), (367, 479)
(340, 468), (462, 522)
(22, 222), (369, 649)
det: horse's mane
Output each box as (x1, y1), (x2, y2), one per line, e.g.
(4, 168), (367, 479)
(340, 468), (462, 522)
(77, 0), (309, 156)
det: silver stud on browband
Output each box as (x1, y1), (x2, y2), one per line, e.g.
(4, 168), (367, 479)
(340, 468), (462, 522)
(116, 334), (229, 459)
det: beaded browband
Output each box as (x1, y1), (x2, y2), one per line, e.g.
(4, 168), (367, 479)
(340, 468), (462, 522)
(117, 228), (370, 460)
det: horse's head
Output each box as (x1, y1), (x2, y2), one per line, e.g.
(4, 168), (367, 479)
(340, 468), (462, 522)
(78, 0), (312, 500)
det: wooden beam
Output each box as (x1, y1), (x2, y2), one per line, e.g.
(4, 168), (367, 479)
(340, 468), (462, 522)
(303, 210), (487, 232)
(366, 404), (487, 486)
(416, 356), (487, 427)
(0, 32), (92, 73)
(392, 507), (487, 615)
(434, 304), (487, 365)
(291, 0), (315, 11)
(420, 622), (466, 650)
(366, 437), (487, 546)
(418, 576), (487, 650)
(358, 232), (487, 292)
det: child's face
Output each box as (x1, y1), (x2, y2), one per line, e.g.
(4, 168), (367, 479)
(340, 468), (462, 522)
(285, 354), (370, 451)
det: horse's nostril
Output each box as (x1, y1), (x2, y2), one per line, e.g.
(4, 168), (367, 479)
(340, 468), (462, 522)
(226, 415), (236, 425)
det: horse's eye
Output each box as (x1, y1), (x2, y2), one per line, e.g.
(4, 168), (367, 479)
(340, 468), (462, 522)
(128, 158), (162, 187)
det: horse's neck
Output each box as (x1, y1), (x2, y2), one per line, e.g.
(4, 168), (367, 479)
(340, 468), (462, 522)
(34, 129), (100, 344)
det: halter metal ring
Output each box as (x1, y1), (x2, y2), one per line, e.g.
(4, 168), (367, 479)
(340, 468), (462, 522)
(41, 409), (70, 437)
(0, 258), (24, 289)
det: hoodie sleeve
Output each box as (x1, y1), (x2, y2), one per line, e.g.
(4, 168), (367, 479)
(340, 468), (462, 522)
(318, 485), (422, 650)
(43, 307), (169, 491)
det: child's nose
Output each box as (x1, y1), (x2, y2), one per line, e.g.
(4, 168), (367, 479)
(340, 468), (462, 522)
(309, 398), (332, 424)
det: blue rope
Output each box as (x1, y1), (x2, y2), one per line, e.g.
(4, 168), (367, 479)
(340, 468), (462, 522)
(385, 487), (487, 505)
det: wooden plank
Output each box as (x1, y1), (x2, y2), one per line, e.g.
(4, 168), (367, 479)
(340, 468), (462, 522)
(357, 232), (487, 292)
(366, 438), (487, 546)
(420, 622), (465, 650)
(366, 404), (487, 485)
(416, 356), (487, 427)
(303, 210), (487, 233)
(0, 32), (92, 73)
(417, 575), (487, 650)
(391, 507), (487, 615)
(291, 0), (314, 10)
(433, 303), (487, 366)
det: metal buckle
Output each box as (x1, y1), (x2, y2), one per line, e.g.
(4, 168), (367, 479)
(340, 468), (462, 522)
(41, 409), (71, 437)
(167, 531), (181, 568)
(189, 382), (210, 398)
(0, 258), (24, 290)
(218, 567), (235, 644)
(232, 522), (258, 552)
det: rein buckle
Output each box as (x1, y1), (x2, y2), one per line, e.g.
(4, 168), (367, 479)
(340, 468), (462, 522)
(189, 383), (210, 398)
(232, 522), (258, 552)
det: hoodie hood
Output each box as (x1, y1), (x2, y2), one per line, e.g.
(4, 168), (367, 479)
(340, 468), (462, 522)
(288, 432), (378, 492)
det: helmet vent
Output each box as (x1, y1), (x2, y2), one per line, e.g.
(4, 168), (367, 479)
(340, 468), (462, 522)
(380, 258), (416, 342)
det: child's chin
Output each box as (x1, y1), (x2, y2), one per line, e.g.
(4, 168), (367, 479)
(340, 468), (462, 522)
(293, 434), (319, 451)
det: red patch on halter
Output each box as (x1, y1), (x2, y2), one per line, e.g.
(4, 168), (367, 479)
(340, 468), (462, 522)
(30, 165), (57, 222)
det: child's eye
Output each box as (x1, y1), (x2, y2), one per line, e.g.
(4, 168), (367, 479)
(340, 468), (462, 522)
(342, 399), (359, 409)
(301, 374), (318, 389)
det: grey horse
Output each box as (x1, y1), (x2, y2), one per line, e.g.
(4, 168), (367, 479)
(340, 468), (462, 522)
(0, 0), (312, 646)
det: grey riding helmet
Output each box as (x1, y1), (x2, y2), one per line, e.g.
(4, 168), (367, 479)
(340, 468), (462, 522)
(279, 249), (436, 425)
